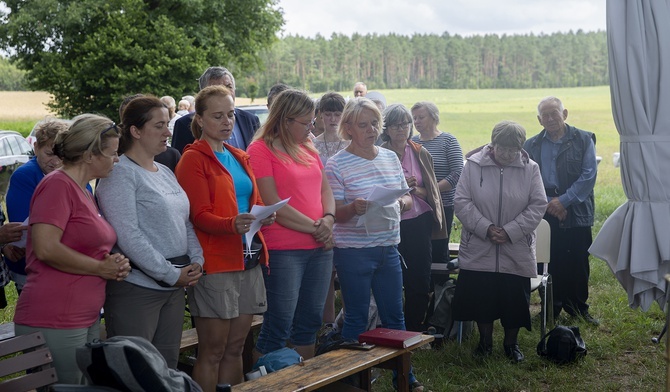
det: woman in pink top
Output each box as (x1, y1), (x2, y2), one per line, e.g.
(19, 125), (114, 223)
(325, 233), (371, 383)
(13, 114), (131, 385)
(380, 104), (448, 333)
(247, 89), (335, 360)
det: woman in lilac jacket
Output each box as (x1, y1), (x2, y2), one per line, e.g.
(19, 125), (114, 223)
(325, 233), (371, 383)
(452, 121), (547, 363)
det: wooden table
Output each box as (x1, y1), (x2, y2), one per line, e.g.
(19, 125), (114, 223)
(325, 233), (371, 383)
(233, 334), (433, 392)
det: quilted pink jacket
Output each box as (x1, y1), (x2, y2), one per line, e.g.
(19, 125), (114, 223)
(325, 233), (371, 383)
(454, 145), (547, 278)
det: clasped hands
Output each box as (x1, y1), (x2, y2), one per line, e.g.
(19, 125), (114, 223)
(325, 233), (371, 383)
(101, 253), (131, 281)
(487, 225), (510, 244)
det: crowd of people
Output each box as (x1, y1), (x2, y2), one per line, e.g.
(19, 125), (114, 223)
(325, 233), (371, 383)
(0, 68), (598, 391)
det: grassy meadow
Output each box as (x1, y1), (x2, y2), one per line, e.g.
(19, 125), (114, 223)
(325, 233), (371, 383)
(0, 87), (665, 391)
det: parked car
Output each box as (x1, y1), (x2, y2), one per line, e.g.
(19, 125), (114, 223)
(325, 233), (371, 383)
(0, 130), (34, 209)
(237, 104), (269, 125)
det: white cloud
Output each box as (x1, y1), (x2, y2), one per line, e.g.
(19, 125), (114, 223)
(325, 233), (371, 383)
(276, 0), (606, 38)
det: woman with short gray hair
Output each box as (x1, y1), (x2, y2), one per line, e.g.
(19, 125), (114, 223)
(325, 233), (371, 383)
(451, 120), (547, 363)
(381, 103), (447, 333)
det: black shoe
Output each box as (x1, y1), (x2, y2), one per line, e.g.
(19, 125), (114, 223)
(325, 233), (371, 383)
(473, 343), (493, 357)
(578, 311), (600, 326)
(503, 344), (525, 363)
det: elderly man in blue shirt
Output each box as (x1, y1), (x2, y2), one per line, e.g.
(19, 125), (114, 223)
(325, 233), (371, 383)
(524, 96), (599, 326)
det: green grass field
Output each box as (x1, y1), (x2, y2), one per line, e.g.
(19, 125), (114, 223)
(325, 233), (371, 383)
(1, 87), (663, 391)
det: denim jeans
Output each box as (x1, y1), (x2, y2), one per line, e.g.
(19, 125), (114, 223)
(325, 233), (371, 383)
(255, 248), (333, 354)
(334, 246), (406, 341)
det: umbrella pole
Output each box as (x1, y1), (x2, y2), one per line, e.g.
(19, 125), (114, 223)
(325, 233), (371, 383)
(665, 275), (670, 392)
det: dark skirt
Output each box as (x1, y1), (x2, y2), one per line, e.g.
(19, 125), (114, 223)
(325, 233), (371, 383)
(452, 269), (532, 330)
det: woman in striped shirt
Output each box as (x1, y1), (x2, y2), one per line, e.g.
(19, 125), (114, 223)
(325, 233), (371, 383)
(411, 101), (463, 263)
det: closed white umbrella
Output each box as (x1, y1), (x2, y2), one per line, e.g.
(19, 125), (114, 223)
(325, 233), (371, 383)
(590, 0), (670, 311)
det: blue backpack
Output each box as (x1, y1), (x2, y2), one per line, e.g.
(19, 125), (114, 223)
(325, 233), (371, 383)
(252, 347), (302, 373)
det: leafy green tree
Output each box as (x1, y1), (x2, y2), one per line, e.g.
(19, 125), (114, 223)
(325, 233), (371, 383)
(0, 57), (26, 90)
(0, 0), (283, 119)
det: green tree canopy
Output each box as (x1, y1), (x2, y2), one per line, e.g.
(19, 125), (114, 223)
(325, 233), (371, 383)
(0, 0), (283, 119)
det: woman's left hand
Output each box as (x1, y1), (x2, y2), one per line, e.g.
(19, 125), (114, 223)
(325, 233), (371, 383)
(312, 216), (334, 243)
(260, 212), (276, 226)
(405, 175), (418, 188)
(488, 226), (510, 244)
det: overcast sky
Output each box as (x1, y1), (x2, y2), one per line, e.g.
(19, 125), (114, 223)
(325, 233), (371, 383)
(276, 0), (606, 38)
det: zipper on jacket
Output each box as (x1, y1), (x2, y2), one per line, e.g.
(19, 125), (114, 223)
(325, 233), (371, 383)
(496, 167), (503, 272)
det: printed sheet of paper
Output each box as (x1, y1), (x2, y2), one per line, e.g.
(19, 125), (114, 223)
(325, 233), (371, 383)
(10, 218), (30, 248)
(366, 186), (411, 207)
(356, 186), (411, 228)
(244, 198), (291, 252)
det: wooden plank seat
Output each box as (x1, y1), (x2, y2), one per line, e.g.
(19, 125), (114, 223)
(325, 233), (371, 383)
(430, 243), (461, 276)
(0, 332), (57, 392)
(0, 322), (15, 342)
(430, 263), (459, 276)
(232, 334), (433, 392)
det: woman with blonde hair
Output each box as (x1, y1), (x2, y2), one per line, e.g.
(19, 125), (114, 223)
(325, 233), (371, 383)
(325, 97), (426, 392)
(13, 114), (130, 384)
(176, 85), (273, 388)
(247, 88), (335, 360)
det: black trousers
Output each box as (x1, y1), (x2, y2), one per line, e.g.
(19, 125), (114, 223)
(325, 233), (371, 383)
(399, 212), (433, 332)
(430, 205), (454, 264)
(544, 214), (592, 316)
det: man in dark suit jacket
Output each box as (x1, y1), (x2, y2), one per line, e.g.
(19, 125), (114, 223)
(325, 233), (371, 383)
(172, 67), (261, 153)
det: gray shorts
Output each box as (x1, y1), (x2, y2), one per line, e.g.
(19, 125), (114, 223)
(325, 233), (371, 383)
(187, 264), (266, 319)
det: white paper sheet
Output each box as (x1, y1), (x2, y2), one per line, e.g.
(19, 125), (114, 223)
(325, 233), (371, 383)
(366, 186), (411, 207)
(9, 218), (30, 248)
(244, 198), (291, 253)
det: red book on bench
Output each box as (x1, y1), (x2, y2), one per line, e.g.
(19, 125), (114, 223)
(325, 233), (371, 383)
(358, 328), (422, 348)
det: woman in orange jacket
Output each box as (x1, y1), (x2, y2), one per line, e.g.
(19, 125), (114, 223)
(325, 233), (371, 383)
(176, 85), (275, 390)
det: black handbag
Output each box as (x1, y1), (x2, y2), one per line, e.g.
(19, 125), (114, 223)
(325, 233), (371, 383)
(537, 325), (587, 364)
(244, 235), (263, 270)
(129, 255), (191, 288)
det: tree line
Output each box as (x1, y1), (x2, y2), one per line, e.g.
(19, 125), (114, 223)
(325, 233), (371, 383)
(239, 30), (608, 97)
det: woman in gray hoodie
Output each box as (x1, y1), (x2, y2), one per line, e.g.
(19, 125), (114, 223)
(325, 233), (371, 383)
(452, 121), (547, 363)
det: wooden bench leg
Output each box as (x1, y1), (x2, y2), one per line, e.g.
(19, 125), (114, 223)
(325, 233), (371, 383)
(395, 352), (412, 392)
(359, 368), (372, 391)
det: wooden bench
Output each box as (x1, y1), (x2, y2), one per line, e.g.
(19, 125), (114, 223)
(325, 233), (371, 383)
(0, 332), (57, 392)
(232, 334), (433, 392)
(430, 242), (461, 276)
(0, 322), (15, 342)
(179, 314), (263, 374)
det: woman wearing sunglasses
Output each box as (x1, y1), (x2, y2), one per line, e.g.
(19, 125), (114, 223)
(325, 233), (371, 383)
(247, 89), (335, 361)
(13, 114), (130, 384)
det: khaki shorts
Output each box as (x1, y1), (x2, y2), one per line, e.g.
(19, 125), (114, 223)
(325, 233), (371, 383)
(187, 264), (267, 319)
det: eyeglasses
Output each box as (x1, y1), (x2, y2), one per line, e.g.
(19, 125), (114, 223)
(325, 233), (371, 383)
(387, 122), (412, 131)
(289, 118), (316, 131)
(101, 122), (119, 135)
(87, 122), (119, 151)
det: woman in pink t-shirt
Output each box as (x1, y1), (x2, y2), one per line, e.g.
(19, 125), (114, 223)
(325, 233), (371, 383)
(247, 89), (335, 360)
(13, 114), (131, 385)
